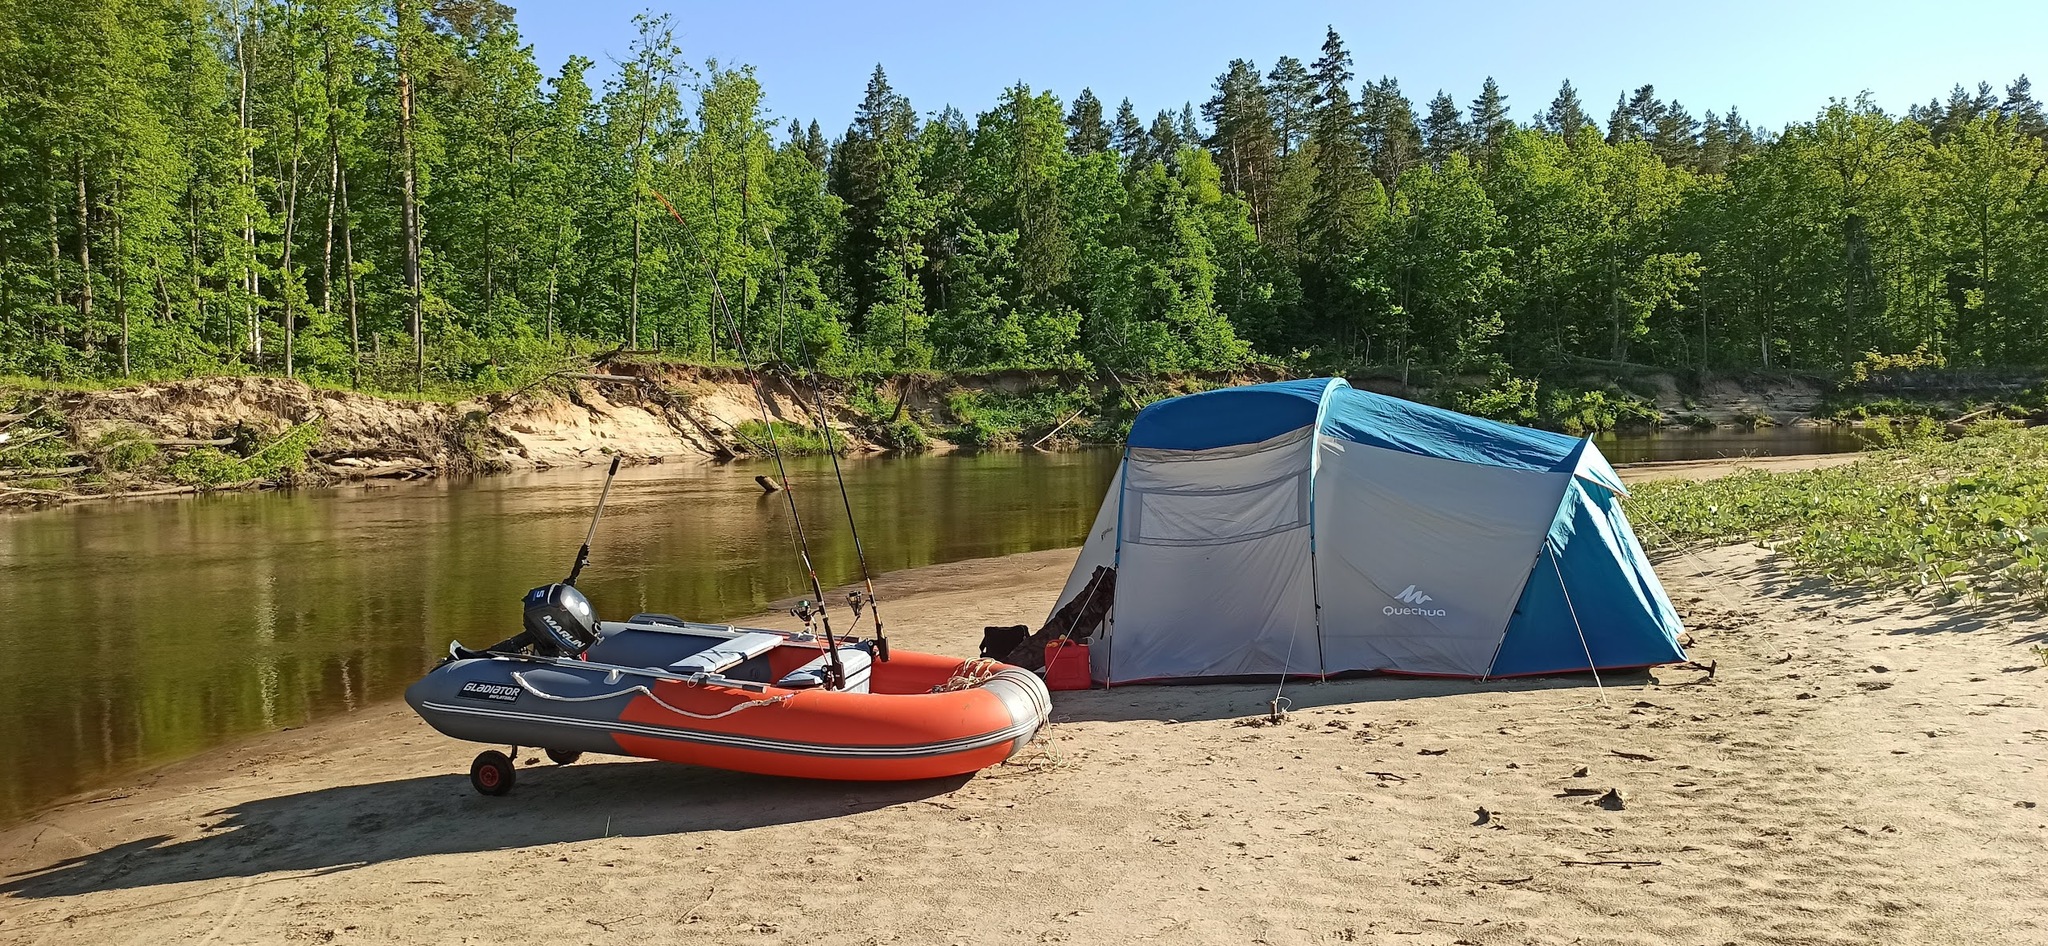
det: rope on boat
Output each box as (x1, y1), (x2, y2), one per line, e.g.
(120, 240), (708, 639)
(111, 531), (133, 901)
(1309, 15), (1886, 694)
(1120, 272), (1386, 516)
(931, 658), (1004, 693)
(511, 671), (794, 719)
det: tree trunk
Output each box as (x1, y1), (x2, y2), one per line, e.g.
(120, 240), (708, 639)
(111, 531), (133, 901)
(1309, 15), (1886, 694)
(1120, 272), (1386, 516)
(238, 10), (259, 365)
(339, 162), (360, 386)
(628, 71), (650, 349)
(73, 159), (94, 351)
(322, 147), (337, 319)
(397, 1), (425, 390)
(320, 30), (338, 323)
(114, 178), (128, 376)
(545, 220), (563, 343)
(281, 105), (304, 379)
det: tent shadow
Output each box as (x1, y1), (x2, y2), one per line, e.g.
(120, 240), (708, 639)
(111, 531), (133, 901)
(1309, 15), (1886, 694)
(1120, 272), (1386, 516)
(1, 759), (966, 900)
(1047, 671), (1641, 724)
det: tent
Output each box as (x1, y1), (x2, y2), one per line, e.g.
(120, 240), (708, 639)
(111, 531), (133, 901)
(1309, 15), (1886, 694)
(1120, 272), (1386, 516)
(1050, 378), (1686, 684)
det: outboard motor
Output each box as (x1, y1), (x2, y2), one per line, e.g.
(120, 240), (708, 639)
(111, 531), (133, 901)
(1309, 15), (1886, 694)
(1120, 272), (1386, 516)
(522, 583), (600, 657)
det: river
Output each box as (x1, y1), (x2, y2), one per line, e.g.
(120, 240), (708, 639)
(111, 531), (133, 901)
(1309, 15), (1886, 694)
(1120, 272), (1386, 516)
(0, 426), (1869, 822)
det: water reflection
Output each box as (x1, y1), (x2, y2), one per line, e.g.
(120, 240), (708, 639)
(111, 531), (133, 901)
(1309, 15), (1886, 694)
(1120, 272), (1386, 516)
(0, 450), (1121, 823)
(1592, 425), (1870, 464)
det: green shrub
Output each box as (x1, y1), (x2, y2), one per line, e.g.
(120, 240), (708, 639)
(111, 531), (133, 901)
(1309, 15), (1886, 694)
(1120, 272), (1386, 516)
(733, 419), (839, 456)
(90, 426), (160, 475)
(1626, 426), (2048, 605)
(168, 420), (323, 488)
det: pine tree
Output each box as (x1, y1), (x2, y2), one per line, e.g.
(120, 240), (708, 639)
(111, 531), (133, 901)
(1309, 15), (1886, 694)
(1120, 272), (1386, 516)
(1606, 93), (1633, 144)
(1202, 59), (1280, 232)
(1066, 87), (1109, 154)
(1265, 55), (1316, 156)
(1148, 109), (1183, 161)
(803, 120), (829, 169)
(1651, 100), (1700, 168)
(2002, 75), (2046, 139)
(1468, 77), (1510, 154)
(1697, 110), (1731, 174)
(1177, 102), (1201, 146)
(1360, 77), (1421, 188)
(832, 64), (925, 335)
(1421, 91), (1467, 167)
(1544, 80), (1591, 136)
(1302, 28), (1377, 270)
(1111, 97), (1147, 163)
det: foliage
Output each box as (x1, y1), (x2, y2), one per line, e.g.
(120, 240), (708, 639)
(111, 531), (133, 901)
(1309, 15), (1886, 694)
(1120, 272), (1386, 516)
(2, 12), (2047, 402)
(88, 426), (159, 474)
(167, 420), (323, 488)
(1626, 426), (2048, 604)
(732, 419), (839, 457)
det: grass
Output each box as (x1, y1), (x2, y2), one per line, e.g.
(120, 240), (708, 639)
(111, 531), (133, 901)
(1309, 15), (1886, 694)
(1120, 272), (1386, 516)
(732, 419), (840, 457)
(1625, 424), (2048, 606)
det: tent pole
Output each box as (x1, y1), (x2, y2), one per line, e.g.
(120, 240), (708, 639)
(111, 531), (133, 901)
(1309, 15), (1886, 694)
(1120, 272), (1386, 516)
(1106, 448), (1131, 690)
(1549, 547), (1606, 704)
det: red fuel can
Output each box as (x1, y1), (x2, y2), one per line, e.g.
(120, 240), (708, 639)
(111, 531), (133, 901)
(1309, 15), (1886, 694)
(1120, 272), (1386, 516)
(1043, 639), (1092, 691)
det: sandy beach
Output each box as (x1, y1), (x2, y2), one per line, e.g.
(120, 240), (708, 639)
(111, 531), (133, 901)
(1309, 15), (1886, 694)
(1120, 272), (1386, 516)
(2, 537), (2043, 945)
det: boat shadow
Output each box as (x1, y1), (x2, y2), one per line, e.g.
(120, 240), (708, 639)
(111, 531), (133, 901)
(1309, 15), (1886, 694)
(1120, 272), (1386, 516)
(1048, 671), (1641, 724)
(2, 760), (967, 900)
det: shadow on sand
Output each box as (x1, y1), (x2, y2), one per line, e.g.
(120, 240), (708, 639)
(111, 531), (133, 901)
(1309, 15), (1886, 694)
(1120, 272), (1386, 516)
(2, 760), (966, 900)
(1047, 670), (1641, 725)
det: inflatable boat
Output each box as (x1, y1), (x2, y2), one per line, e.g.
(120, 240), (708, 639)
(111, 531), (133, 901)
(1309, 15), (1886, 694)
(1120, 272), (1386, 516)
(407, 584), (1051, 794)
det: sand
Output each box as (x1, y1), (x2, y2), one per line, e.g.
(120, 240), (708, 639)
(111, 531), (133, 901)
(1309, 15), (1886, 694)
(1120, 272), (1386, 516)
(3, 542), (2044, 946)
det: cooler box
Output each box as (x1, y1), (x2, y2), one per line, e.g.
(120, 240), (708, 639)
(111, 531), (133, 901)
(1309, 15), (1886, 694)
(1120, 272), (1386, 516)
(1043, 639), (1091, 691)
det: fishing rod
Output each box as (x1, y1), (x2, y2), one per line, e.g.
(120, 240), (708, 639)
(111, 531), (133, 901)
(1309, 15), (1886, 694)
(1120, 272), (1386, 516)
(648, 188), (848, 690)
(565, 455), (623, 586)
(759, 226), (890, 661)
(471, 454), (621, 658)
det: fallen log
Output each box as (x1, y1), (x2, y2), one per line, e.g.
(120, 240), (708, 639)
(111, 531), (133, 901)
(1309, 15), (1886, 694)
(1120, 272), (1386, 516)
(0, 465), (89, 480)
(1029, 408), (1087, 450)
(0, 429), (62, 454)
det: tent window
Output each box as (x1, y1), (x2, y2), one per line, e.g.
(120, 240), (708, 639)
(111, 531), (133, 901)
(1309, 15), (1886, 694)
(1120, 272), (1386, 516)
(1123, 470), (1310, 547)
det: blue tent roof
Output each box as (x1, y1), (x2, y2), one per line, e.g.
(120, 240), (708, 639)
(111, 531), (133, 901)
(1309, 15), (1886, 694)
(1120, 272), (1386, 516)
(1128, 377), (1593, 477)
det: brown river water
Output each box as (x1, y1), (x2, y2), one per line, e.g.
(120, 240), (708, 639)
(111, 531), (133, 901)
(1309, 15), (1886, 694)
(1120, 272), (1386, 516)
(0, 427), (1867, 822)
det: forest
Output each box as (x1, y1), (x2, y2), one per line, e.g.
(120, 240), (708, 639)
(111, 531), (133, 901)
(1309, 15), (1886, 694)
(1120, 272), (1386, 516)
(2, 0), (2046, 395)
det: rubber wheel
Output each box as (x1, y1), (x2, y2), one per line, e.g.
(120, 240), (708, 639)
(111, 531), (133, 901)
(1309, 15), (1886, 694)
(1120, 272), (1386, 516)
(545, 748), (583, 766)
(470, 750), (516, 796)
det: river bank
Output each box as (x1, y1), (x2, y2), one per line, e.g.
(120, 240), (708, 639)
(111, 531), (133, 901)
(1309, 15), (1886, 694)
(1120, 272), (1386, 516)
(1, 540), (2041, 945)
(6, 364), (1986, 509)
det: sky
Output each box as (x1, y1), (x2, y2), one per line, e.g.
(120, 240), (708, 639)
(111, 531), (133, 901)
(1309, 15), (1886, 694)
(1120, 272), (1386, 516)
(512, 0), (2044, 137)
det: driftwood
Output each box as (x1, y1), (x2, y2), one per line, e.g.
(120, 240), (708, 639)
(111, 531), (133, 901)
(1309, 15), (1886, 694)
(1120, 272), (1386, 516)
(327, 459), (434, 480)
(0, 429), (61, 454)
(1029, 408), (1087, 450)
(755, 474), (782, 493)
(0, 465), (88, 480)
(1000, 565), (1116, 670)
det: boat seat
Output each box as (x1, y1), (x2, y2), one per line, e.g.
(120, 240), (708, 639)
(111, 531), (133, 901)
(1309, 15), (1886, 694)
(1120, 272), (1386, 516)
(668, 632), (786, 675)
(776, 647), (873, 694)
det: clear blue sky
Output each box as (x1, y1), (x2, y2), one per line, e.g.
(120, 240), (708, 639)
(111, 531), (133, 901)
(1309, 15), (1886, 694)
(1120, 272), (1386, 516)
(513, 0), (2043, 137)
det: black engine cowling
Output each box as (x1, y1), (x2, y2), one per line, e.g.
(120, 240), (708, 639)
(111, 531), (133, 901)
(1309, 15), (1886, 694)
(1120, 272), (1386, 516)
(522, 583), (600, 656)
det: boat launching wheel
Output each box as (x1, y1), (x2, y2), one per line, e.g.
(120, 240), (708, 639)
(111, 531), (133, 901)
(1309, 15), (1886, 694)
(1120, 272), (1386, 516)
(544, 748), (582, 766)
(470, 750), (516, 796)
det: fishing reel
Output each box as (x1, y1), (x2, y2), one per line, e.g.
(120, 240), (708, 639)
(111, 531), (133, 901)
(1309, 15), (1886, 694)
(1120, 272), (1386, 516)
(790, 598), (821, 632)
